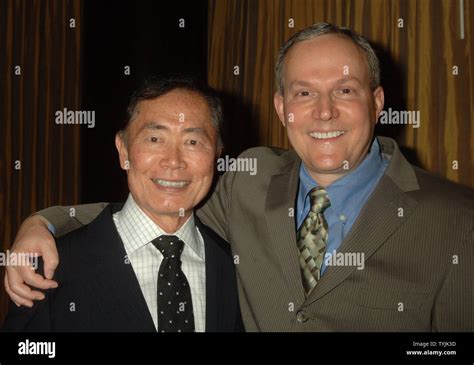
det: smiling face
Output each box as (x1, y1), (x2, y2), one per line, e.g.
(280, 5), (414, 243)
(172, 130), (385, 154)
(274, 34), (384, 186)
(116, 89), (218, 231)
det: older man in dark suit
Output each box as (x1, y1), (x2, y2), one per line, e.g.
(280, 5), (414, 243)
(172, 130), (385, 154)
(2, 77), (243, 332)
(5, 23), (473, 332)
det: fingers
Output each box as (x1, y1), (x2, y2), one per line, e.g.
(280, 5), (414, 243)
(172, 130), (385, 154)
(4, 272), (33, 307)
(4, 262), (58, 308)
(6, 265), (57, 303)
(4, 213), (60, 307)
(42, 244), (59, 280)
(20, 265), (58, 290)
(10, 213), (59, 281)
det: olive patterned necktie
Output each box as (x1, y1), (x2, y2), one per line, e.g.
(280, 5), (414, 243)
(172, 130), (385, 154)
(296, 187), (331, 296)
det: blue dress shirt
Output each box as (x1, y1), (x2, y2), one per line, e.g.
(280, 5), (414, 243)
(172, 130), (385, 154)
(296, 137), (389, 274)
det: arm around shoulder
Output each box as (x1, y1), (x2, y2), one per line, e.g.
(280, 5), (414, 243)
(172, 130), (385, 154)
(38, 202), (109, 238)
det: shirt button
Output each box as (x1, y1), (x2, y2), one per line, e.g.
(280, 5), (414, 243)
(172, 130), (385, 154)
(296, 310), (308, 323)
(339, 214), (346, 222)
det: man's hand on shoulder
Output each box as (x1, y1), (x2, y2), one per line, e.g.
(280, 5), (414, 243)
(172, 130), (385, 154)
(4, 214), (59, 307)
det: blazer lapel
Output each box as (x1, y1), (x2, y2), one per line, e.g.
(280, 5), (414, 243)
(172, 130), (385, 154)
(265, 152), (306, 305)
(197, 217), (237, 332)
(304, 138), (421, 306)
(200, 224), (219, 332)
(87, 204), (156, 332)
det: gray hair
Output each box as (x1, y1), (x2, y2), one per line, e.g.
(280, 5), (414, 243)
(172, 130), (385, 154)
(275, 22), (380, 94)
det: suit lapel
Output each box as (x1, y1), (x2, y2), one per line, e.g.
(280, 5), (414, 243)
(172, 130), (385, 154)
(87, 204), (156, 332)
(304, 138), (420, 305)
(265, 152), (306, 305)
(200, 222), (219, 332)
(197, 217), (237, 332)
(304, 175), (418, 305)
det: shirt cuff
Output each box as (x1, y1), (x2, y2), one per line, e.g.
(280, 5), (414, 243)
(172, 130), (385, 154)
(47, 222), (56, 236)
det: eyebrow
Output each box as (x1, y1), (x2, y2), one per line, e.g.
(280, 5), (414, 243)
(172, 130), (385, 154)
(144, 122), (167, 131)
(334, 75), (362, 85)
(289, 76), (362, 89)
(141, 123), (209, 137)
(183, 127), (207, 135)
(288, 80), (312, 89)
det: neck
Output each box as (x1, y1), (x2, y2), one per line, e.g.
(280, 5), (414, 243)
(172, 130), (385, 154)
(310, 172), (344, 188)
(308, 150), (373, 187)
(146, 210), (192, 233)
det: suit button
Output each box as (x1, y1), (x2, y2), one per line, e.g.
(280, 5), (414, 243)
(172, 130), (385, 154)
(296, 310), (308, 323)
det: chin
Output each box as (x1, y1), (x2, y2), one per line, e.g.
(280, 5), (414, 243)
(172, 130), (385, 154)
(310, 155), (339, 167)
(143, 198), (182, 213)
(310, 160), (346, 173)
(156, 202), (188, 213)
(148, 207), (185, 217)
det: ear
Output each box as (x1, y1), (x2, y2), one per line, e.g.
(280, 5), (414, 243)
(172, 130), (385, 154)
(273, 92), (286, 127)
(115, 132), (130, 171)
(373, 86), (385, 124)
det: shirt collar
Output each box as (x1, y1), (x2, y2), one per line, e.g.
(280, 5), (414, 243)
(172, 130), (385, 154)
(299, 138), (385, 216)
(116, 194), (205, 259)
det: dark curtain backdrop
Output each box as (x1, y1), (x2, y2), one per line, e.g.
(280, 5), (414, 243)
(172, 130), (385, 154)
(0, 0), (208, 325)
(80, 1), (208, 204)
(208, 0), (474, 189)
(0, 0), (83, 323)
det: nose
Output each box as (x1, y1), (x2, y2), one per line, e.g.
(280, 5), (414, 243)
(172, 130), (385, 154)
(159, 143), (187, 170)
(312, 94), (339, 121)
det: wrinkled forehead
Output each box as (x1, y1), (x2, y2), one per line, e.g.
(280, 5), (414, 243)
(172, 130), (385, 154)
(139, 89), (208, 116)
(131, 90), (213, 128)
(123, 90), (218, 147)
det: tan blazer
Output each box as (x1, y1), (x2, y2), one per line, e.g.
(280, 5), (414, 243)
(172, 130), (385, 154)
(41, 137), (474, 332)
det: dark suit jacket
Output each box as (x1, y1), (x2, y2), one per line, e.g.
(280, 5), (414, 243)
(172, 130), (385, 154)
(2, 203), (243, 332)
(12, 137), (474, 332)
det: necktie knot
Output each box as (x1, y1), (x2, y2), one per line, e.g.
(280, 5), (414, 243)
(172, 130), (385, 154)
(152, 235), (184, 259)
(309, 187), (330, 214)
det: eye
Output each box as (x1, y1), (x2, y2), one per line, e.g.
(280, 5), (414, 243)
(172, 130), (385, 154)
(340, 88), (353, 94)
(150, 136), (159, 143)
(297, 91), (310, 97)
(186, 139), (199, 146)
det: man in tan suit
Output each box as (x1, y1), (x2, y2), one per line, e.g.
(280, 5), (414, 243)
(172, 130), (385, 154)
(5, 23), (474, 331)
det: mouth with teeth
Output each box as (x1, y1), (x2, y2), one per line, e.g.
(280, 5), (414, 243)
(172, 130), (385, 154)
(309, 130), (345, 140)
(151, 179), (190, 189)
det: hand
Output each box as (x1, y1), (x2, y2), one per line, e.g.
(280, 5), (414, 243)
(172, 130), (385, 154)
(4, 214), (59, 307)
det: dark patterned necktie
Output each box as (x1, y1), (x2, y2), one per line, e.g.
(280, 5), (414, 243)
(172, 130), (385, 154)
(151, 235), (195, 332)
(297, 187), (331, 296)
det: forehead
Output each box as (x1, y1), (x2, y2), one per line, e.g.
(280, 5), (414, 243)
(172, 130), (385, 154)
(284, 34), (369, 82)
(136, 89), (210, 119)
(137, 89), (210, 114)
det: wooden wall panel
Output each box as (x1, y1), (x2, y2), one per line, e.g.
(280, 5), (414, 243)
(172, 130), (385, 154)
(208, 0), (473, 189)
